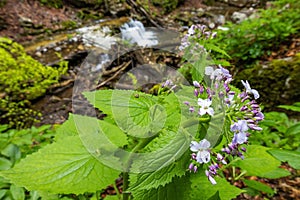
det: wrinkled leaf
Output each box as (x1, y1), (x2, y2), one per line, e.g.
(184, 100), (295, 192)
(0, 136), (120, 194)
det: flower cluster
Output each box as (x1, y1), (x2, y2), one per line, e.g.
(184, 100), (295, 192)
(179, 24), (216, 51)
(186, 65), (263, 184)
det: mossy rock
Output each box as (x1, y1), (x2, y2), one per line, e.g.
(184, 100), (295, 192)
(234, 54), (300, 110)
(0, 37), (67, 128)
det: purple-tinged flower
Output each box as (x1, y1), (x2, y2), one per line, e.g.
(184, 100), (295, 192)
(240, 105), (248, 111)
(230, 120), (249, 133)
(222, 147), (231, 154)
(162, 80), (172, 88)
(190, 139), (211, 164)
(194, 89), (199, 97)
(248, 124), (263, 131)
(205, 170), (217, 185)
(241, 147), (247, 152)
(184, 101), (190, 106)
(199, 85), (204, 94)
(189, 106), (195, 113)
(193, 81), (201, 88)
(188, 25), (196, 35)
(189, 163), (194, 171)
(219, 65), (232, 79)
(241, 80), (260, 99)
(211, 32), (217, 38)
(193, 165), (198, 173)
(232, 132), (248, 144)
(198, 98), (214, 116)
(254, 112), (264, 121)
(217, 153), (228, 165)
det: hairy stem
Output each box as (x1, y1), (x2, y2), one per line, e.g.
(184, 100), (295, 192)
(123, 135), (156, 200)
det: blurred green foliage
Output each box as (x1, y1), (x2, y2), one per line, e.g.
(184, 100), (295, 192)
(214, 0), (300, 65)
(249, 109), (300, 151)
(0, 124), (56, 199)
(0, 37), (67, 128)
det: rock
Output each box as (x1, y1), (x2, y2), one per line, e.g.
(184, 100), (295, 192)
(54, 46), (62, 51)
(35, 51), (42, 57)
(215, 14), (226, 25)
(231, 11), (247, 23)
(228, 0), (247, 7)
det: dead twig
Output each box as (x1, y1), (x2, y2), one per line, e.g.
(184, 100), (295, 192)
(95, 61), (132, 89)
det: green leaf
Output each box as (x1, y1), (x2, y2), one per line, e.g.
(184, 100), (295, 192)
(0, 190), (7, 199)
(84, 90), (167, 137)
(207, 191), (221, 200)
(261, 168), (290, 179)
(129, 127), (192, 190)
(55, 114), (78, 140)
(189, 170), (243, 200)
(278, 104), (300, 112)
(10, 184), (25, 200)
(132, 175), (191, 200)
(0, 135), (120, 194)
(243, 179), (274, 196)
(268, 149), (300, 169)
(232, 145), (287, 178)
(0, 158), (12, 170)
(286, 123), (300, 136)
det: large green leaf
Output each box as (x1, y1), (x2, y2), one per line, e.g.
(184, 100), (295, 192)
(129, 126), (193, 190)
(268, 149), (300, 169)
(132, 175), (191, 200)
(232, 145), (290, 178)
(84, 90), (168, 137)
(0, 135), (120, 194)
(189, 170), (243, 200)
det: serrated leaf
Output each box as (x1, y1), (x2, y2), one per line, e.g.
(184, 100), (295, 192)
(189, 170), (243, 200)
(132, 175), (191, 200)
(243, 179), (274, 196)
(129, 127), (192, 190)
(55, 114), (78, 140)
(268, 149), (300, 169)
(0, 136), (120, 194)
(84, 90), (167, 137)
(233, 145), (285, 178)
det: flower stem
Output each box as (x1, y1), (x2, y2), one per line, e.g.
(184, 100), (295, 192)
(123, 135), (156, 200)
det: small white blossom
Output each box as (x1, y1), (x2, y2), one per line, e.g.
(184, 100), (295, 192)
(190, 139), (211, 164)
(198, 98), (214, 116)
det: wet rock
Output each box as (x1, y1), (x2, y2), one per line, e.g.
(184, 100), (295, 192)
(35, 51), (42, 57)
(54, 46), (62, 51)
(231, 11), (247, 23)
(228, 0), (248, 8)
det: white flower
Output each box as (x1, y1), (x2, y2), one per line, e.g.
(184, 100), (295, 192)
(241, 80), (260, 99)
(198, 98), (214, 116)
(190, 139), (211, 164)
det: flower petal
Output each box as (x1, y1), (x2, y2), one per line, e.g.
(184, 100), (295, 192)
(190, 141), (200, 152)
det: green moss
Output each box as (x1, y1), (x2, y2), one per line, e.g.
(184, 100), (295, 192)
(234, 54), (300, 110)
(0, 37), (67, 128)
